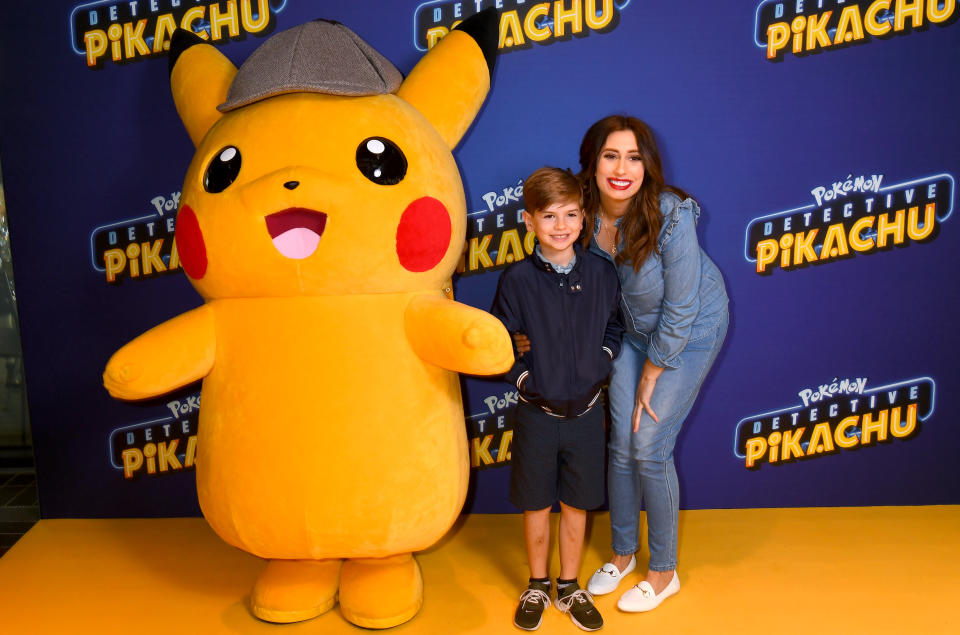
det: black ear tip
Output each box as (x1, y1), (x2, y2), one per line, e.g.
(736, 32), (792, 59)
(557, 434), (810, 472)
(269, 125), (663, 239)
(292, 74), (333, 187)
(454, 8), (499, 77)
(168, 28), (207, 76)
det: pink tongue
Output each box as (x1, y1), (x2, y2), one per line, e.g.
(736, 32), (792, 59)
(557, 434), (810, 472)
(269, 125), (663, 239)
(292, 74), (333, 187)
(271, 227), (321, 259)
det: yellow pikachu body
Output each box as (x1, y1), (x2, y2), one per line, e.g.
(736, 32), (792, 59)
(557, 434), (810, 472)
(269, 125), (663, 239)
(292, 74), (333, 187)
(104, 14), (510, 629)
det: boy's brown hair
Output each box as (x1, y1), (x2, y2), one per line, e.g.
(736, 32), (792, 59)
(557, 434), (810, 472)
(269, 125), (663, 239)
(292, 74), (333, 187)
(522, 167), (582, 214)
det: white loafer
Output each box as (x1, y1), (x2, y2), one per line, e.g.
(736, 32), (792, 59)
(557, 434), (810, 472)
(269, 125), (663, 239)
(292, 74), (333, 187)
(586, 554), (636, 595)
(617, 571), (680, 612)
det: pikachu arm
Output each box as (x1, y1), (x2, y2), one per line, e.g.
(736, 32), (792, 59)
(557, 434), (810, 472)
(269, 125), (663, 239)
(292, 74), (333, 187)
(104, 304), (215, 400)
(405, 295), (514, 375)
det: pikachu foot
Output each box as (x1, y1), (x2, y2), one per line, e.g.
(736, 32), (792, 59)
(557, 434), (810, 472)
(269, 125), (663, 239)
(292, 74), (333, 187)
(339, 553), (423, 629)
(250, 558), (342, 623)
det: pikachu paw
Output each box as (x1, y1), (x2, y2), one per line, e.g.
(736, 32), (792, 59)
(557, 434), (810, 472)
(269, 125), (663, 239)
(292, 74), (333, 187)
(462, 318), (500, 349)
(463, 319), (514, 374)
(103, 357), (144, 398)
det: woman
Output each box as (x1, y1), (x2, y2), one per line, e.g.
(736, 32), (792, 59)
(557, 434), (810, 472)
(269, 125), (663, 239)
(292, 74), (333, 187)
(517, 115), (728, 610)
(580, 114), (728, 611)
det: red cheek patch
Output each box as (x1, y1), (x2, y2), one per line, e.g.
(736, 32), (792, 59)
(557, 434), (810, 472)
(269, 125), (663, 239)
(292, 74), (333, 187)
(175, 205), (207, 279)
(396, 196), (452, 272)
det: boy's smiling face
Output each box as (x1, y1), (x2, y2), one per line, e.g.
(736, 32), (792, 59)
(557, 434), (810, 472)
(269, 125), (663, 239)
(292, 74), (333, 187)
(524, 199), (584, 264)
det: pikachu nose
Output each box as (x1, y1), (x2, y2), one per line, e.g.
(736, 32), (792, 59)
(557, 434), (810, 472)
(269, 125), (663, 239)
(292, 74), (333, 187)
(283, 181), (300, 190)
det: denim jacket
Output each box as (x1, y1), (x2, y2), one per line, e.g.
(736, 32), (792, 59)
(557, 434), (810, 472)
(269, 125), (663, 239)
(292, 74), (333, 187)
(589, 192), (728, 369)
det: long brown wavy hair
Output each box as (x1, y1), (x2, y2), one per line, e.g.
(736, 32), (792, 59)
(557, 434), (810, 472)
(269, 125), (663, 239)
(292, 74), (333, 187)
(578, 115), (690, 272)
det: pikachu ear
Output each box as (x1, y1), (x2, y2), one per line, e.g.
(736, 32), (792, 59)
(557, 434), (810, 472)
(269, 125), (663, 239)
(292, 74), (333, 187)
(397, 8), (499, 149)
(168, 29), (237, 147)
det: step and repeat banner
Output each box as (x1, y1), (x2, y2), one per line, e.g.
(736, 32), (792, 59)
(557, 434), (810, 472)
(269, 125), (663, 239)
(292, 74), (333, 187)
(1, 1), (957, 517)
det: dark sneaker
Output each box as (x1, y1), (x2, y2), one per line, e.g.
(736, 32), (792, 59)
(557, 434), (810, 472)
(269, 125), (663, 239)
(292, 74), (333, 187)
(514, 580), (551, 630)
(557, 583), (603, 631)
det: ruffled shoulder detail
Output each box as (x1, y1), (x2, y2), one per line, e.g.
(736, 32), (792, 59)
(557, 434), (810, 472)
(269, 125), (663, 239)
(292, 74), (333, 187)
(659, 190), (700, 220)
(658, 191), (700, 250)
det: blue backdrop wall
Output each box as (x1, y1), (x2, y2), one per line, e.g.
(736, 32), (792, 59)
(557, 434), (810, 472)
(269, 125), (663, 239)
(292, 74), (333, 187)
(1, 0), (957, 517)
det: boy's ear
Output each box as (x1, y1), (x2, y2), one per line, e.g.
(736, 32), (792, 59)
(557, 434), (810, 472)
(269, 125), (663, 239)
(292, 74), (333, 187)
(169, 29), (238, 147)
(397, 8), (498, 149)
(522, 210), (535, 233)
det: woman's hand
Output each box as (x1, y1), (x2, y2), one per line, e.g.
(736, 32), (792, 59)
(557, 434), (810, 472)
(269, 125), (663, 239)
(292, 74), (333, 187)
(632, 358), (664, 432)
(512, 332), (531, 354)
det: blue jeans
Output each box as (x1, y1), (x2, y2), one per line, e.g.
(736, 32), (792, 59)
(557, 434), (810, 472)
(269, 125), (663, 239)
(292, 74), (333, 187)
(606, 311), (727, 571)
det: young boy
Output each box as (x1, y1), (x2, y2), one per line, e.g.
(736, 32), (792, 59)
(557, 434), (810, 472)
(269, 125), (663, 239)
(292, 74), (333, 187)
(492, 167), (623, 631)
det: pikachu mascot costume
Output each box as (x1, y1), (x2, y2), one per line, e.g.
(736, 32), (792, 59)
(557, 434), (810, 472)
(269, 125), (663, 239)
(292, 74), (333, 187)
(103, 9), (511, 629)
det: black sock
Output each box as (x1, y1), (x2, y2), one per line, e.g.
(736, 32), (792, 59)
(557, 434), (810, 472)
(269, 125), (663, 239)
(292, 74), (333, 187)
(529, 576), (550, 588)
(557, 577), (578, 591)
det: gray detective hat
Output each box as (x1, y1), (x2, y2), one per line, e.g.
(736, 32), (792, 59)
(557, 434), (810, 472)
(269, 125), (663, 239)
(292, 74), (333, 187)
(218, 19), (403, 112)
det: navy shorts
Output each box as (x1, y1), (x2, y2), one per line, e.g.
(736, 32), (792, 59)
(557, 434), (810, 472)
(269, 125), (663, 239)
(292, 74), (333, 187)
(509, 400), (605, 511)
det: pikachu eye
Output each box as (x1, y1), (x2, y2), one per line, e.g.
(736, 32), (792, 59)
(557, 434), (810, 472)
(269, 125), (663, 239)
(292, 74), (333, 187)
(356, 137), (407, 185)
(204, 146), (242, 193)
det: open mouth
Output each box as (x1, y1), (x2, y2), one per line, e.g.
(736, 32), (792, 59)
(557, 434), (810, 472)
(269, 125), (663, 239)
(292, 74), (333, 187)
(607, 178), (632, 190)
(265, 208), (327, 259)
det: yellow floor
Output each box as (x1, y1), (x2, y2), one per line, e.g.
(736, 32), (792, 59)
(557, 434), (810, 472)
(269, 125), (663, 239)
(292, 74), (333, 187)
(0, 507), (957, 634)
